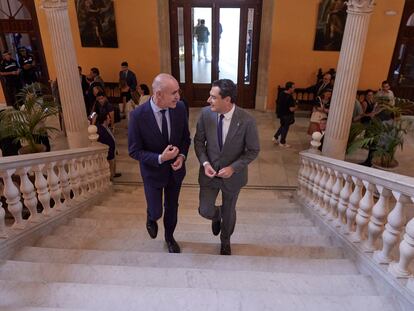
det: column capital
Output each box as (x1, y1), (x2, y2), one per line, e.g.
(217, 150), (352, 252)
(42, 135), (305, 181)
(347, 0), (375, 14)
(41, 0), (67, 10)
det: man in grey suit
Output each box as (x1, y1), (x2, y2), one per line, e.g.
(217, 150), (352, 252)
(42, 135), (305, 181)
(194, 79), (260, 255)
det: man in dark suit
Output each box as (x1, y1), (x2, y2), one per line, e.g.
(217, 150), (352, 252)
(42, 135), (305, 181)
(128, 73), (191, 253)
(307, 73), (334, 98)
(119, 61), (138, 92)
(194, 79), (260, 255)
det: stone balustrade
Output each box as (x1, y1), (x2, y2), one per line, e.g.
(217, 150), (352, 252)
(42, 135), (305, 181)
(0, 145), (110, 239)
(298, 151), (414, 294)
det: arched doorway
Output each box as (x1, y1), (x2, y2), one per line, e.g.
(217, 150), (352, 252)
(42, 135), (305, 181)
(169, 0), (262, 108)
(388, 0), (414, 100)
(0, 0), (49, 105)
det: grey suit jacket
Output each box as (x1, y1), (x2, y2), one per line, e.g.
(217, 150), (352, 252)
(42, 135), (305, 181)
(194, 105), (260, 193)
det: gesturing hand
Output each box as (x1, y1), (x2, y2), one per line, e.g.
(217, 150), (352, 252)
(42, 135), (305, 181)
(161, 145), (179, 162)
(171, 155), (185, 171)
(204, 163), (217, 178)
(217, 166), (234, 179)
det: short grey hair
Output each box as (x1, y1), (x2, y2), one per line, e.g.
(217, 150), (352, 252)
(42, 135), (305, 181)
(152, 73), (177, 93)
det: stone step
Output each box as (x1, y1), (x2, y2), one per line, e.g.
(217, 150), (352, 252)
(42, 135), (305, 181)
(92, 203), (300, 214)
(0, 308), (86, 311)
(70, 214), (314, 228)
(55, 223), (320, 239)
(12, 246), (348, 270)
(0, 280), (395, 311)
(36, 237), (335, 256)
(44, 226), (333, 247)
(0, 261), (377, 296)
(79, 210), (306, 224)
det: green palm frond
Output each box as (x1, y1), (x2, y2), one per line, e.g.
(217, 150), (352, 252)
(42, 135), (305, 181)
(0, 83), (60, 153)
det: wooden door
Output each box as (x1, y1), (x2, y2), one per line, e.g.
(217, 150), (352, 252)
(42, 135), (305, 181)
(169, 0), (262, 108)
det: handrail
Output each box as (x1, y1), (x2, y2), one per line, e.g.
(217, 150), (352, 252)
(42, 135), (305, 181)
(0, 145), (111, 239)
(297, 151), (414, 295)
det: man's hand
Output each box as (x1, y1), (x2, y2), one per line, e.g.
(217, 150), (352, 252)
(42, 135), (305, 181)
(161, 145), (179, 162)
(217, 166), (234, 179)
(171, 155), (185, 171)
(204, 163), (217, 178)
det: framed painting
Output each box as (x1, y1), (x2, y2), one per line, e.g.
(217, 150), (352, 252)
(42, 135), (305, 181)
(75, 0), (118, 48)
(313, 0), (347, 51)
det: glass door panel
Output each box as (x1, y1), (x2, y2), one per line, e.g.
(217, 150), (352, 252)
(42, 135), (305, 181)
(244, 8), (254, 84)
(218, 8), (240, 82)
(192, 7), (212, 83)
(177, 7), (185, 83)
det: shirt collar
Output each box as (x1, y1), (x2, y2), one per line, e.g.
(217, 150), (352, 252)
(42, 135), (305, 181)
(221, 104), (235, 120)
(150, 97), (167, 113)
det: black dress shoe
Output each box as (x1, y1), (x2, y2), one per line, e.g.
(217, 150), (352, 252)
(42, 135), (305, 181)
(166, 238), (181, 253)
(212, 219), (221, 236)
(146, 219), (158, 239)
(220, 243), (231, 255)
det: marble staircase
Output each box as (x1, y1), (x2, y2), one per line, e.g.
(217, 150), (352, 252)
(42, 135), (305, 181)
(0, 186), (400, 310)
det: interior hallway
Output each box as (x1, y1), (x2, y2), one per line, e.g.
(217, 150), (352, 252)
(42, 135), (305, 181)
(115, 108), (318, 188)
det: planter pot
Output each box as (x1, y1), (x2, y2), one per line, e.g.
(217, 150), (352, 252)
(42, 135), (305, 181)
(372, 158), (399, 171)
(18, 144), (47, 155)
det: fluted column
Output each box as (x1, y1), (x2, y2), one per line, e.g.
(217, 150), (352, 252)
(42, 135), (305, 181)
(41, 0), (89, 148)
(322, 0), (375, 159)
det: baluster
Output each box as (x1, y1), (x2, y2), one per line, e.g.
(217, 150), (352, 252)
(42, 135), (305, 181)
(350, 180), (375, 243)
(46, 162), (63, 211)
(328, 170), (342, 221)
(345, 177), (362, 235)
(321, 168), (335, 217)
(0, 169), (25, 229)
(310, 164), (322, 209)
(33, 164), (52, 217)
(93, 154), (101, 191)
(78, 157), (89, 197)
(16, 167), (40, 223)
(306, 162), (316, 204)
(363, 186), (392, 252)
(0, 198), (6, 238)
(86, 155), (95, 195)
(373, 192), (411, 264)
(334, 174), (351, 229)
(389, 210), (414, 278)
(297, 159), (306, 199)
(315, 166), (328, 213)
(69, 159), (81, 199)
(57, 160), (71, 208)
(102, 153), (111, 188)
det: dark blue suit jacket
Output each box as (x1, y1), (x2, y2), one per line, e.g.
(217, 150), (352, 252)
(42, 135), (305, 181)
(128, 100), (191, 187)
(119, 70), (138, 91)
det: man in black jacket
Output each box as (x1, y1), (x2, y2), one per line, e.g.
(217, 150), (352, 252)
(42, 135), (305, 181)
(273, 81), (297, 148)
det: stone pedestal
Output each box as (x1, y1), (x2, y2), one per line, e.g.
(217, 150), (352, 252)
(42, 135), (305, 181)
(322, 0), (375, 160)
(41, 0), (89, 148)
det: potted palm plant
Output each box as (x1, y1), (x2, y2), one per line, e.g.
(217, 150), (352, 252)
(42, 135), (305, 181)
(0, 83), (60, 154)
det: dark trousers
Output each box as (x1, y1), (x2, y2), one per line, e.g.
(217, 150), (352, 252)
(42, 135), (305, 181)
(143, 178), (182, 240)
(198, 184), (240, 245)
(274, 115), (292, 144)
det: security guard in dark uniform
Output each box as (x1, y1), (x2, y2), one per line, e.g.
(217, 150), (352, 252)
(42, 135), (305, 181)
(18, 47), (37, 85)
(0, 51), (22, 108)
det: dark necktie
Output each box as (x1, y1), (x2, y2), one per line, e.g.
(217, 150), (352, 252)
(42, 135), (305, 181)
(160, 109), (169, 144)
(217, 114), (224, 150)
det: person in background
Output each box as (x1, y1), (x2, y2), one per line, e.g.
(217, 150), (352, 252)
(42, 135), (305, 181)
(308, 88), (331, 135)
(86, 67), (105, 115)
(91, 92), (114, 131)
(0, 51), (21, 108)
(18, 47), (37, 85)
(195, 19), (210, 62)
(307, 73), (334, 98)
(273, 81), (297, 148)
(96, 112), (121, 180)
(375, 80), (395, 121)
(138, 83), (151, 105)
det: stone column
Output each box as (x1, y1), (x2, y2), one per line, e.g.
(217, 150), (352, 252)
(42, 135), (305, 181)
(322, 0), (375, 160)
(41, 0), (89, 148)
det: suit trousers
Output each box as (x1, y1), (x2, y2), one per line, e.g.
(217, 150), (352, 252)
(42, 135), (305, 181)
(198, 182), (240, 245)
(143, 177), (182, 240)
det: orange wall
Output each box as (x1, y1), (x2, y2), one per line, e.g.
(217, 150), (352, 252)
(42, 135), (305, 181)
(267, 0), (405, 110)
(33, 0), (161, 86)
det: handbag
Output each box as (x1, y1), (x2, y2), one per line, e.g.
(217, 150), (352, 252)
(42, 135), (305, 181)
(310, 111), (327, 123)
